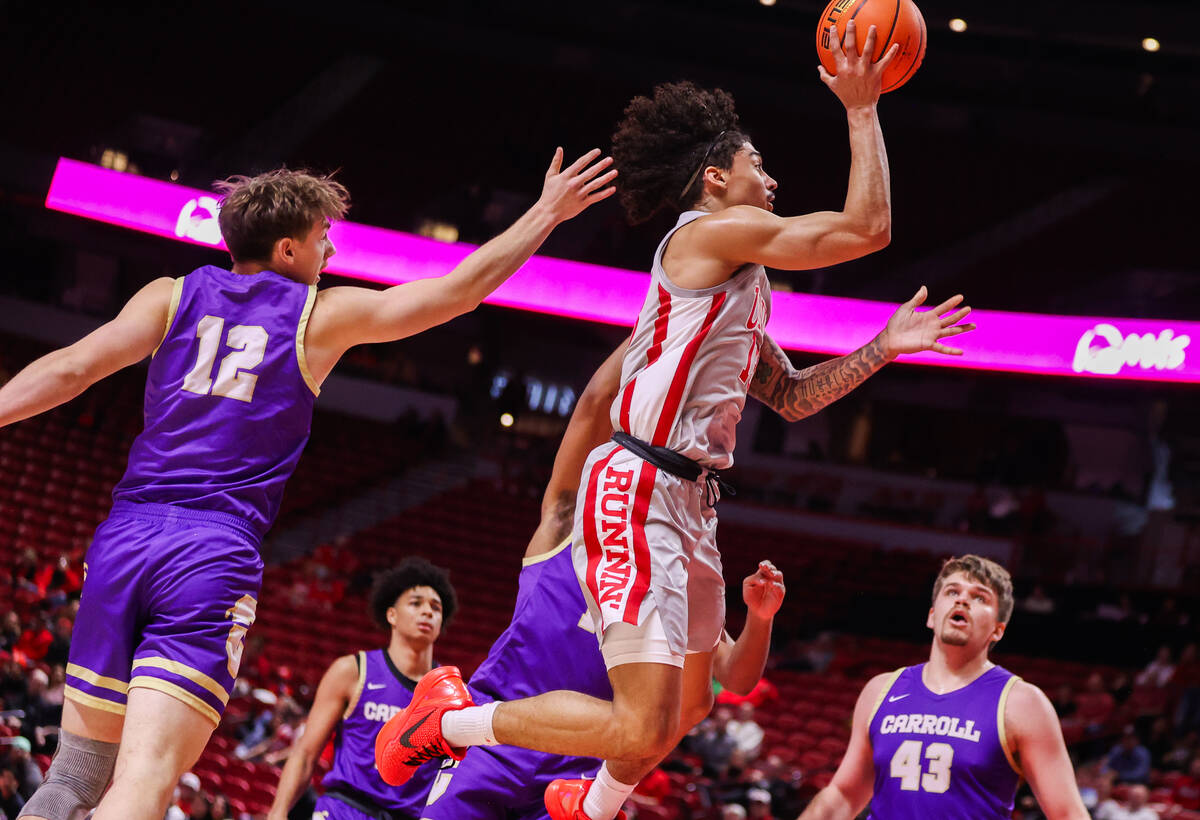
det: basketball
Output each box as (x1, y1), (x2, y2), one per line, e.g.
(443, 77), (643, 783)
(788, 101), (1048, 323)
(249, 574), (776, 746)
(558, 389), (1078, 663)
(816, 0), (927, 93)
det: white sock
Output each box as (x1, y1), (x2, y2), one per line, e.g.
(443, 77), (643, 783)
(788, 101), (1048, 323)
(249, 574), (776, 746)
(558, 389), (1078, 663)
(440, 701), (500, 747)
(582, 763), (636, 820)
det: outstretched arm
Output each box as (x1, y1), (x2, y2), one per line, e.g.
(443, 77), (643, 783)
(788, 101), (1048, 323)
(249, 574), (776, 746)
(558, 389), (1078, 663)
(689, 22), (897, 273)
(303, 149), (617, 383)
(524, 339), (630, 559)
(0, 277), (175, 429)
(1007, 681), (1090, 820)
(749, 286), (974, 422)
(712, 561), (786, 695)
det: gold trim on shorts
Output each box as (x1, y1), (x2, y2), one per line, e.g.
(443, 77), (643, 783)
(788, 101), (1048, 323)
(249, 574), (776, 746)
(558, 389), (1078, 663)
(129, 676), (221, 726)
(131, 657), (230, 707)
(66, 662), (129, 695)
(65, 685), (127, 716)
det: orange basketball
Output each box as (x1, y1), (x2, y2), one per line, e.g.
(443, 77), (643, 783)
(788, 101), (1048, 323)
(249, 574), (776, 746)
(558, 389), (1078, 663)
(815, 0), (927, 93)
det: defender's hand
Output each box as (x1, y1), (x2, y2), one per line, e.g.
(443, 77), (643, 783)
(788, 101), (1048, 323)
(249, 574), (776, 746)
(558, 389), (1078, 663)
(818, 20), (900, 109)
(743, 560), (786, 620)
(536, 147), (618, 224)
(878, 285), (976, 358)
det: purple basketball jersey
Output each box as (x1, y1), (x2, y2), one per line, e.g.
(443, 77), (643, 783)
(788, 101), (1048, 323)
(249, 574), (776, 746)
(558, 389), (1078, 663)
(322, 650), (439, 817)
(468, 540), (611, 703)
(422, 542), (608, 820)
(867, 664), (1022, 819)
(113, 266), (318, 537)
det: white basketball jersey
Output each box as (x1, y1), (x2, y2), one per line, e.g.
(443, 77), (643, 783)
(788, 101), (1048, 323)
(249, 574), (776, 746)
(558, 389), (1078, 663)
(612, 210), (772, 469)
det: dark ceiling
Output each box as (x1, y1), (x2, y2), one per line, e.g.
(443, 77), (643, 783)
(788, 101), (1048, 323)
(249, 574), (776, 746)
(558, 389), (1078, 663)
(3, 0), (1200, 318)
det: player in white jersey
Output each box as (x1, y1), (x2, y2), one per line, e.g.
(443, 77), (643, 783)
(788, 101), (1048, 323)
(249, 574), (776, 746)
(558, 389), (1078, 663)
(377, 23), (975, 820)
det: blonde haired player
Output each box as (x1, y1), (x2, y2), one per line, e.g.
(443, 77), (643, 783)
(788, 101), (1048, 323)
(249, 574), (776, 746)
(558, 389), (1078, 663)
(800, 556), (1089, 819)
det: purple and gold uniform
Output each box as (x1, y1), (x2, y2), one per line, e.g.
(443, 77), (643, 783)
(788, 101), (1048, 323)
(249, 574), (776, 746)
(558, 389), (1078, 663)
(316, 650), (439, 820)
(66, 266), (318, 725)
(866, 663), (1022, 820)
(421, 540), (609, 820)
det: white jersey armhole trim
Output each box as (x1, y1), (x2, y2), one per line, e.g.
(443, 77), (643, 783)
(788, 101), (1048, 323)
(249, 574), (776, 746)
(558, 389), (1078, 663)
(867, 667), (906, 728)
(152, 276), (185, 358)
(997, 675), (1024, 777)
(296, 284), (320, 397)
(522, 536), (573, 567)
(343, 650), (366, 720)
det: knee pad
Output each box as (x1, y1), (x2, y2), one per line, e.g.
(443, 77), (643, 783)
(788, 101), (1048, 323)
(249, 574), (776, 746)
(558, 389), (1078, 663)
(18, 730), (117, 820)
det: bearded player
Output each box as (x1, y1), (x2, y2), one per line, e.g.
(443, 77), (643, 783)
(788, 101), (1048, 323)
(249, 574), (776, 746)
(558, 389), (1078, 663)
(1, 147), (615, 820)
(266, 558), (457, 820)
(799, 556), (1089, 820)
(419, 344), (785, 820)
(377, 22), (974, 820)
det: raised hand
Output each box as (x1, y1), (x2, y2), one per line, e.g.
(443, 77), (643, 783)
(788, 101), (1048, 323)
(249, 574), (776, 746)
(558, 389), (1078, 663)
(536, 147), (618, 224)
(818, 20), (900, 109)
(743, 560), (786, 620)
(879, 285), (976, 358)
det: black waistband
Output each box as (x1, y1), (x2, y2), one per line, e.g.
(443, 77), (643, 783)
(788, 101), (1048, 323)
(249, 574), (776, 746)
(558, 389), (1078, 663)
(611, 432), (735, 507)
(326, 788), (411, 820)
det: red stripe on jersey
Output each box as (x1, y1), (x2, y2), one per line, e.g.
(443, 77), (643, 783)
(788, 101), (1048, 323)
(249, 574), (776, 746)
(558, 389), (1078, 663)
(646, 285), (672, 365)
(581, 446), (621, 611)
(618, 285), (671, 433)
(623, 459), (658, 625)
(650, 291), (728, 447)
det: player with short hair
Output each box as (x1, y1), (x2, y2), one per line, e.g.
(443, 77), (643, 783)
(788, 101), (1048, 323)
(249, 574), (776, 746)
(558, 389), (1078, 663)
(3, 147), (615, 820)
(267, 557), (457, 820)
(418, 343), (786, 820)
(376, 24), (974, 820)
(798, 555), (1089, 819)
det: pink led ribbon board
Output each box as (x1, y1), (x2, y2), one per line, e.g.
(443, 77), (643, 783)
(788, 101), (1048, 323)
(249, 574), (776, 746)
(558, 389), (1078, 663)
(46, 157), (1199, 383)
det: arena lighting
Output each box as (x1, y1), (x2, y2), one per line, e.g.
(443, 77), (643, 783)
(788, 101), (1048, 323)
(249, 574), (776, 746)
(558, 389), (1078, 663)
(499, 413), (515, 428)
(45, 157), (1200, 384)
(1142, 37), (1161, 52)
(949, 18), (967, 33)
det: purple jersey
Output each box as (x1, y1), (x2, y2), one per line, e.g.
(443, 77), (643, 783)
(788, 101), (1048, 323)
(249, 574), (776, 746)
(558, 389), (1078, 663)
(422, 541), (608, 820)
(468, 539), (611, 703)
(867, 664), (1022, 820)
(113, 266), (318, 537)
(322, 650), (439, 818)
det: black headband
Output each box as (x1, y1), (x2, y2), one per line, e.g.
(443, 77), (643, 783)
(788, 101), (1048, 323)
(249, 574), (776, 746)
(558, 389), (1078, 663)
(678, 130), (728, 203)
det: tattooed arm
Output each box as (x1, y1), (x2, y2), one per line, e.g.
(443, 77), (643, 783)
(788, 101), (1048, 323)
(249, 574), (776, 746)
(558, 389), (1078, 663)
(750, 286), (976, 422)
(750, 334), (888, 422)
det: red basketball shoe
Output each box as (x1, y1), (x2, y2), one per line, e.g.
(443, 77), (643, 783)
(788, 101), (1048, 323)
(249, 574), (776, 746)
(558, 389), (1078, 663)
(374, 666), (474, 786)
(544, 779), (628, 820)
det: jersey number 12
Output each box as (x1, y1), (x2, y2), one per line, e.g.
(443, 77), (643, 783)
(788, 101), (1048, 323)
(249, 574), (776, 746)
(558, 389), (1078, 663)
(182, 315), (268, 403)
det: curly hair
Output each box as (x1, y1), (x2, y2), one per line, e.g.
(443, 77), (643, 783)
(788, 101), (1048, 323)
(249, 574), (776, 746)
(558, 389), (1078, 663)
(214, 168), (349, 263)
(368, 557), (458, 632)
(611, 81), (750, 225)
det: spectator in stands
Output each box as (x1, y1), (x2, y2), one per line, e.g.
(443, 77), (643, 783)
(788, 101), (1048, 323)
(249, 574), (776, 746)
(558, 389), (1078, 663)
(14, 616), (51, 663)
(234, 689), (278, 758)
(164, 771), (201, 820)
(43, 616), (72, 668)
(1136, 646), (1176, 688)
(1118, 784), (1158, 820)
(185, 791), (210, 820)
(1162, 730), (1198, 772)
(692, 708), (739, 778)
(0, 655), (25, 711)
(5, 737), (42, 799)
(721, 805), (747, 820)
(1145, 716), (1173, 762)
(0, 614), (20, 654)
(209, 793), (232, 820)
(1111, 672), (1134, 706)
(727, 702), (765, 760)
(1076, 672), (1117, 735)
(1019, 585), (1056, 615)
(1172, 755), (1200, 810)
(0, 768), (24, 819)
(1052, 683), (1076, 720)
(1105, 727), (1152, 784)
(746, 787), (775, 819)
(1096, 594), (1139, 623)
(1091, 774), (1123, 820)
(1174, 644), (1200, 733)
(716, 675), (777, 709)
(23, 667), (61, 754)
(1149, 597), (1189, 631)
(238, 697), (302, 764)
(742, 757), (801, 820)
